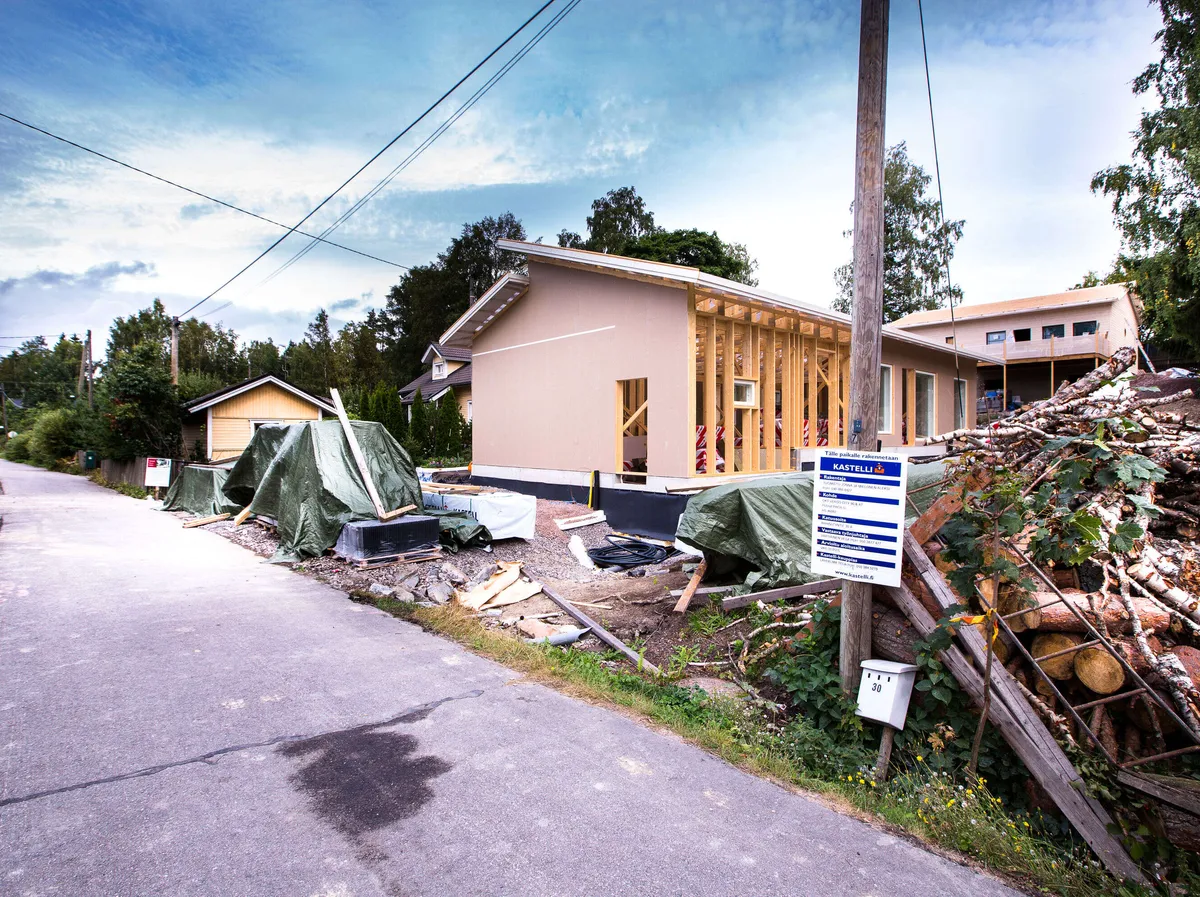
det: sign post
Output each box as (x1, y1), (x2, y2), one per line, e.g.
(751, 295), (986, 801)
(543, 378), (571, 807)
(144, 457), (172, 490)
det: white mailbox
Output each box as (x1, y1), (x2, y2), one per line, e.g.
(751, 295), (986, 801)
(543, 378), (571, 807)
(856, 659), (919, 730)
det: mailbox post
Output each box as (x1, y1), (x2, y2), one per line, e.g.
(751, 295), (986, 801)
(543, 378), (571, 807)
(856, 659), (918, 783)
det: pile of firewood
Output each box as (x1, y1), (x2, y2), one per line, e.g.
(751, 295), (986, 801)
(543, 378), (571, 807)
(908, 347), (1200, 772)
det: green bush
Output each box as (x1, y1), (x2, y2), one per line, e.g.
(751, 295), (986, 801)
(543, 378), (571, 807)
(3, 431), (32, 462)
(29, 407), (79, 463)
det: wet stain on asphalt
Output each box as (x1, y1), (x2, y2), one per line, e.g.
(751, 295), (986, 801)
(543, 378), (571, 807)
(281, 723), (451, 839)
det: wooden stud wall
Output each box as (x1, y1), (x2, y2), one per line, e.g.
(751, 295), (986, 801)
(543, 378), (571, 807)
(692, 290), (847, 477)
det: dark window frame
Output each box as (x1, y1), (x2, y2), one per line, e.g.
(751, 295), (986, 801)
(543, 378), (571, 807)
(1073, 320), (1098, 336)
(1042, 324), (1065, 339)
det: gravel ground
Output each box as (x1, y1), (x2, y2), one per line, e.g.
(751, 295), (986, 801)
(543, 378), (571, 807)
(172, 497), (707, 668)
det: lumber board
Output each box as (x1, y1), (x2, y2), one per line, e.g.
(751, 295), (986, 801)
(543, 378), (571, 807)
(720, 578), (843, 611)
(1117, 770), (1200, 816)
(330, 388), (388, 520)
(673, 559), (707, 613)
(896, 533), (1147, 883)
(183, 513), (230, 528)
(379, 503), (417, 522)
(554, 511), (606, 531)
(231, 506), (253, 526)
(540, 583), (660, 676)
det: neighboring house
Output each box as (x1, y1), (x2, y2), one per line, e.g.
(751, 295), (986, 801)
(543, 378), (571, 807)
(399, 344), (473, 422)
(891, 283), (1141, 406)
(182, 374), (335, 461)
(438, 239), (995, 506)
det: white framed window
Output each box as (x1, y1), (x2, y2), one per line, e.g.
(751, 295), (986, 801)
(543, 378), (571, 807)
(432, 360), (447, 380)
(466, 400), (472, 423)
(953, 379), (967, 431)
(878, 364), (893, 433)
(915, 371), (936, 439)
(733, 378), (757, 408)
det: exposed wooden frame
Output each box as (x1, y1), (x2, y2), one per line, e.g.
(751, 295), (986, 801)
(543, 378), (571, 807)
(904, 368), (917, 447)
(723, 318), (736, 474)
(687, 285), (698, 476)
(705, 316), (716, 476)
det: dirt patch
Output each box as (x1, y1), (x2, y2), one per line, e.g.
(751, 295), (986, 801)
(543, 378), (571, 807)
(1131, 370), (1200, 417)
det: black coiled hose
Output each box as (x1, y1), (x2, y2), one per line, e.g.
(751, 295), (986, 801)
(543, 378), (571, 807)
(586, 535), (670, 568)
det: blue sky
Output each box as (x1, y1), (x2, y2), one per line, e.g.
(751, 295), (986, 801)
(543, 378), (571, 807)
(0, 0), (1164, 353)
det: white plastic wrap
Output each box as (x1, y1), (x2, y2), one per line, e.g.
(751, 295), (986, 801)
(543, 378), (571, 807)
(421, 490), (537, 540)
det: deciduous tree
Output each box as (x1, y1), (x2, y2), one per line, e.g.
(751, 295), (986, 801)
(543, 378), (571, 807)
(832, 143), (964, 322)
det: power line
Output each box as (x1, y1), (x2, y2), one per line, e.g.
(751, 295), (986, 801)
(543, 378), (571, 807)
(0, 112), (409, 271)
(917, 0), (964, 423)
(262, 0), (583, 285)
(177, 0), (558, 319)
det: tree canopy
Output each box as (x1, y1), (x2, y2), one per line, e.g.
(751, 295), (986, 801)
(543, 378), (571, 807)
(1092, 0), (1200, 353)
(832, 143), (964, 322)
(557, 186), (758, 285)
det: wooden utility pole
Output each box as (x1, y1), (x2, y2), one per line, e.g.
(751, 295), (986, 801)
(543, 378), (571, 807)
(170, 316), (180, 385)
(77, 332), (88, 398)
(1, 383), (8, 435)
(841, 0), (890, 696)
(85, 330), (93, 409)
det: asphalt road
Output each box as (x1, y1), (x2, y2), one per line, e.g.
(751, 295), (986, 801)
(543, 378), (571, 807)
(0, 460), (1019, 897)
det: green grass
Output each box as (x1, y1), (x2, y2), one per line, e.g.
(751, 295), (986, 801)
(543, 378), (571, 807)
(86, 470), (148, 499)
(353, 592), (1151, 897)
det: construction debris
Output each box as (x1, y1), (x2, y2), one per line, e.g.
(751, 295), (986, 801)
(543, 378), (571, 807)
(182, 512), (231, 528)
(554, 510), (607, 531)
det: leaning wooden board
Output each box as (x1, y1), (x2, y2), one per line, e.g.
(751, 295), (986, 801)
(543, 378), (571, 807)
(893, 531), (1146, 884)
(330, 388), (411, 522)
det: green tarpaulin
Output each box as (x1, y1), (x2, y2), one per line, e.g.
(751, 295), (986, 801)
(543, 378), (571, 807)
(162, 465), (242, 516)
(222, 423), (293, 507)
(247, 419), (424, 562)
(675, 463), (946, 590)
(423, 508), (492, 552)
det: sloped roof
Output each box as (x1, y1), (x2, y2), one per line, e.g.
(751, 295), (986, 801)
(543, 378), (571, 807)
(441, 241), (997, 365)
(399, 362), (472, 405)
(184, 374), (336, 415)
(892, 283), (1134, 328)
(421, 343), (471, 364)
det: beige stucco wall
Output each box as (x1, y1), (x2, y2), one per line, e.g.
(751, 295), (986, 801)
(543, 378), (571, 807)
(878, 340), (978, 445)
(898, 298), (1137, 358)
(472, 260), (690, 477)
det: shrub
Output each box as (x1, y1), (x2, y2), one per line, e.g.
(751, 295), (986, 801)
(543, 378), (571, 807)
(3, 431), (32, 463)
(28, 408), (80, 466)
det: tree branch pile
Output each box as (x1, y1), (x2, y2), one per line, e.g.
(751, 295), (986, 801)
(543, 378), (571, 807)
(911, 346), (1200, 847)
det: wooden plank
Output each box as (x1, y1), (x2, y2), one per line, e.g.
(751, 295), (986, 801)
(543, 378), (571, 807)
(622, 399), (649, 433)
(379, 503), (417, 522)
(673, 558), (708, 613)
(747, 325), (759, 473)
(763, 329), (776, 471)
(781, 331), (794, 466)
(1117, 770), (1200, 816)
(331, 388), (388, 520)
(183, 513), (230, 528)
(232, 506), (253, 526)
(614, 380), (624, 474)
(688, 285), (698, 476)
(724, 319), (736, 474)
(831, 336), (842, 446)
(807, 338), (818, 449)
(554, 511), (607, 531)
(721, 578), (843, 611)
(705, 316), (717, 476)
(905, 368), (916, 447)
(540, 583), (661, 675)
(884, 573), (1147, 884)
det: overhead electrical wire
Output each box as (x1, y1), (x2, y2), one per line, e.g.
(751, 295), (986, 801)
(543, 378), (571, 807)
(177, 0), (559, 320)
(260, 0), (584, 286)
(917, 0), (964, 425)
(0, 112), (409, 271)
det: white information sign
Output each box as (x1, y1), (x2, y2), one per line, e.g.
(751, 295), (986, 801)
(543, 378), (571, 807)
(810, 448), (908, 587)
(144, 457), (173, 488)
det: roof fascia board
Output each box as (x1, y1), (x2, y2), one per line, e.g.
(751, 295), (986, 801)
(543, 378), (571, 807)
(187, 375), (336, 415)
(493, 239), (996, 365)
(897, 296), (1118, 328)
(439, 272), (529, 346)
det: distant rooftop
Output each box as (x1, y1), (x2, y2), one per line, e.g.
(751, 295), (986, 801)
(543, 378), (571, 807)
(892, 283), (1134, 328)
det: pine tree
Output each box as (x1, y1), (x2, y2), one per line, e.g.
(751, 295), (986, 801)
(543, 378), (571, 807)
(433, 389), (465, 458)
(407, 389), (430, 462)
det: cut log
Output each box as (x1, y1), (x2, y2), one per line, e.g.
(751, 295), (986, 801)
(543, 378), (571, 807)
(1032, 632), (1083, 680)
(1032, 589), (1171, 635)
(1171, 645), (1200, 688)
(1090, 705), (1119, 759)
(880, 563), (1147, 884)
(1129, 689), (1182, 737)
(872, 609), (919, 664)
(972, 621), (1009, 664)
(1160, 804), (1200, 853)
(997, 586), (1042, 633)
(1075, 645), (1126, 695)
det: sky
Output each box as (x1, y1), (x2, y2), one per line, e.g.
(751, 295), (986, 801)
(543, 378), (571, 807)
(0, 0), (1165, 356)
